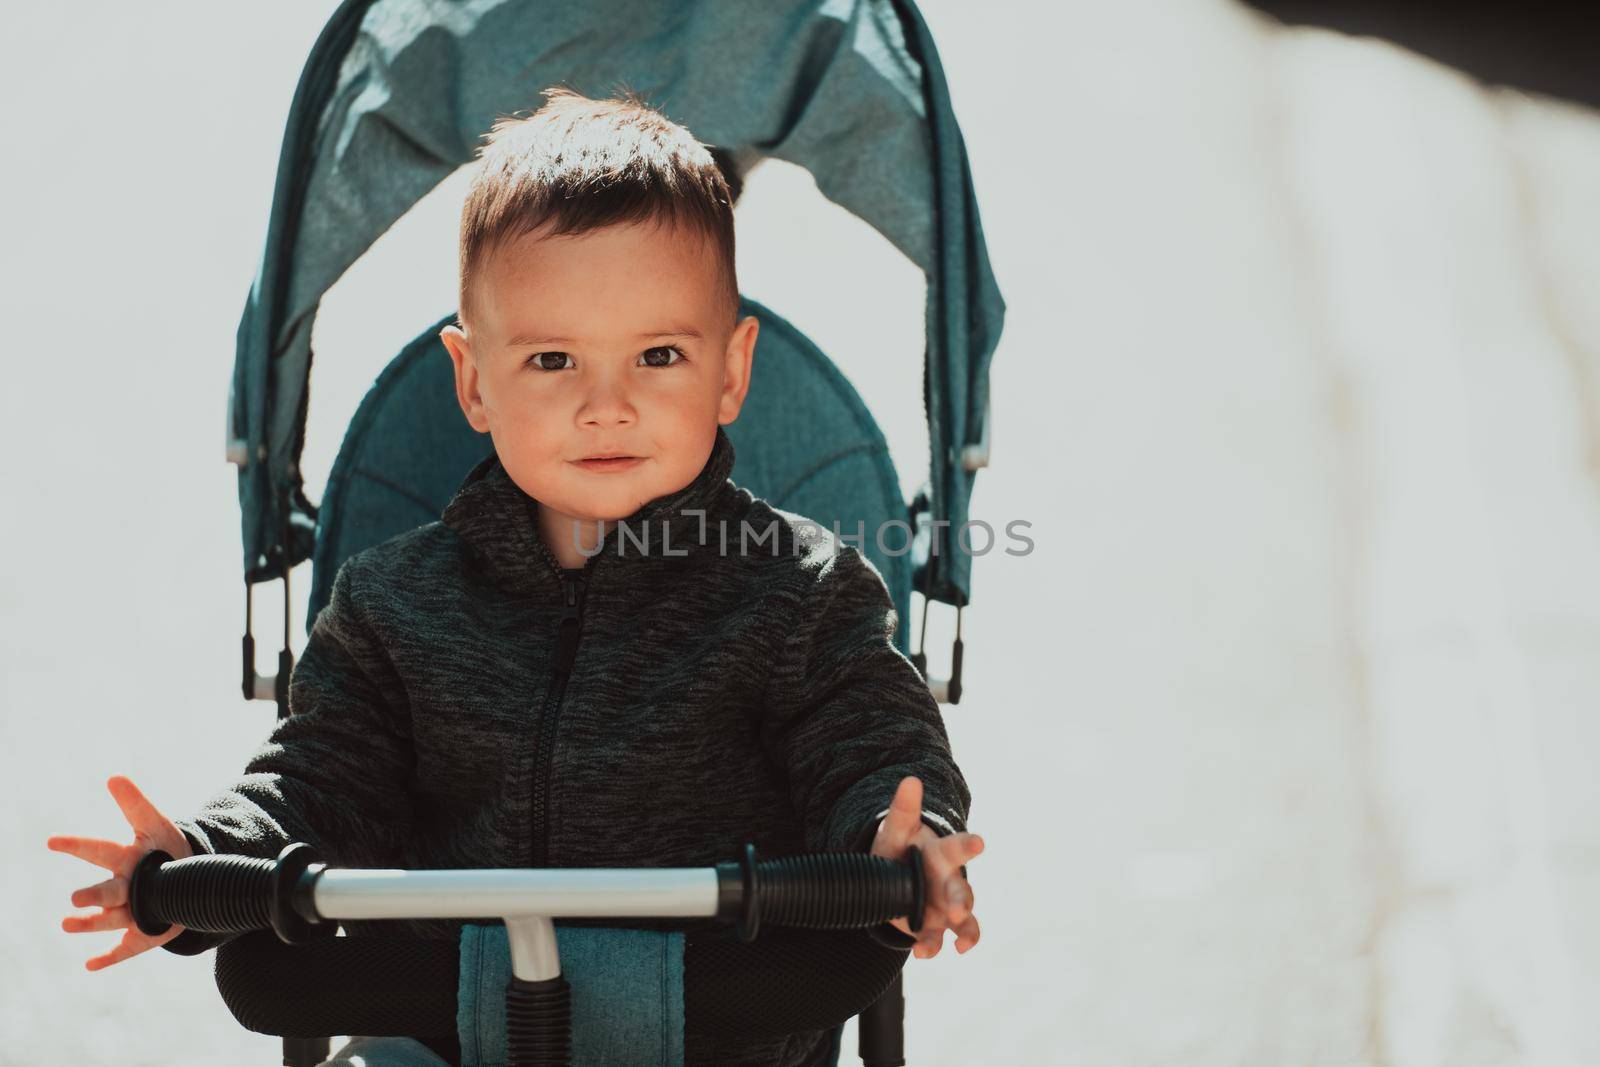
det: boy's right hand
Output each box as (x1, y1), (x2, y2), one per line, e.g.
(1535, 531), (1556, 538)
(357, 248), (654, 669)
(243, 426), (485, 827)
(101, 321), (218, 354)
(47, 775), (194, 970)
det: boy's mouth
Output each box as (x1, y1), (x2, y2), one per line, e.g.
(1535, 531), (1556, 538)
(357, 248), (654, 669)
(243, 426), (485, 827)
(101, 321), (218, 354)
(574, 454), (644, 473)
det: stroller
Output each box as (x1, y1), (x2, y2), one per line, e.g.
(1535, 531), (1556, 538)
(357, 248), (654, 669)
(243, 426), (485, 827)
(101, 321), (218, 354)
(218, 0), (1004, 1063)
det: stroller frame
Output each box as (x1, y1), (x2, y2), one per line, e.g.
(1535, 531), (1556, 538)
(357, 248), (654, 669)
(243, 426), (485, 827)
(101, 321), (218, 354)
(217, 1), (1004, 1063)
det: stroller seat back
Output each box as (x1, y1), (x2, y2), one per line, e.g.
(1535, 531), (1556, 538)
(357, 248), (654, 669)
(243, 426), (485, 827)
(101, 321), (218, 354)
(310, 298), (913, 648)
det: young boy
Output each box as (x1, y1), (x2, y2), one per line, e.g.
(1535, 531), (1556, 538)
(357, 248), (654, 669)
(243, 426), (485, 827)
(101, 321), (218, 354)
(49, 88), (984, 1066)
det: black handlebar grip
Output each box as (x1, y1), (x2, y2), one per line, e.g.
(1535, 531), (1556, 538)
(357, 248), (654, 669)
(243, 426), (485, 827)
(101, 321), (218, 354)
(128, 850), (274, 936)
(128, 842), (325, 943)
(715, 843), (925, 941)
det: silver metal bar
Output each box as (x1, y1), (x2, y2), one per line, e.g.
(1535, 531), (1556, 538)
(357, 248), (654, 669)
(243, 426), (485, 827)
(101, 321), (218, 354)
(251, 673), (279, 701)
(312, 867), (720, 922)
(505, 915), (561, 982)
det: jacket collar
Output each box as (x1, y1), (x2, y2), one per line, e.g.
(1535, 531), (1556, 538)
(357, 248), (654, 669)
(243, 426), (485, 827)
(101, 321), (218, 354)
(442, 425), (738, 592)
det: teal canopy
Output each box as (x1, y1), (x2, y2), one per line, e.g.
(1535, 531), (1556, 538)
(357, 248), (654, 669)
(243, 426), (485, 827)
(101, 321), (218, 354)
(230, 0), (1004, 608)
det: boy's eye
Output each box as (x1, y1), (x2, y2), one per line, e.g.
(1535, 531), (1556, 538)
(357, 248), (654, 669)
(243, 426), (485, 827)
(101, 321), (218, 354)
(640, 346), (685, 368)
(529, 352), (572, 371)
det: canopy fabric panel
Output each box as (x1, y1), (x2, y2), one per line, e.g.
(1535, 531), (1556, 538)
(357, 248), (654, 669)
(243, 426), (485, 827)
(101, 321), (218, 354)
(232, 0), (1003, 606)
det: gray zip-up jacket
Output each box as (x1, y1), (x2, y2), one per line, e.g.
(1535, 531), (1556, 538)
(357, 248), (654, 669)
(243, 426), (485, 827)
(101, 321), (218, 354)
(166, 424), (970, 1065)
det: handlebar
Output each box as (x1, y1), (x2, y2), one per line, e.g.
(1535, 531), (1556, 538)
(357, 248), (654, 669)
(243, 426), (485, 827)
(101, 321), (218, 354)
(131, 842), (923, 1067)
(130, 841), (925, 944)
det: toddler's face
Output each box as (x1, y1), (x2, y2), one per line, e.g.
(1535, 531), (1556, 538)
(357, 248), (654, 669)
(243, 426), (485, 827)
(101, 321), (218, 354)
(441, 218), (756, 552)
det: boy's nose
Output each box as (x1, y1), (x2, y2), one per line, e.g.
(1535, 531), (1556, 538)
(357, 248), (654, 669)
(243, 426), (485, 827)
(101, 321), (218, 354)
(577, 379), (637, 427)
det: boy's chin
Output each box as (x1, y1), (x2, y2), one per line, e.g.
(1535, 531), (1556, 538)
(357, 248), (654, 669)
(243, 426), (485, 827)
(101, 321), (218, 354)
(549, 493), (655, 524)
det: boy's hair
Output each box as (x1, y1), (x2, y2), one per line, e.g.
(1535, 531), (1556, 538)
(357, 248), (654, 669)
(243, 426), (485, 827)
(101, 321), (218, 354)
(458, 86), (740, 327)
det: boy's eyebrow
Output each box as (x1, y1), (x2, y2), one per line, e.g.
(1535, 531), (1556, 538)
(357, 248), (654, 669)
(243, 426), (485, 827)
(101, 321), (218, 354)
(506, 327), (704, 346)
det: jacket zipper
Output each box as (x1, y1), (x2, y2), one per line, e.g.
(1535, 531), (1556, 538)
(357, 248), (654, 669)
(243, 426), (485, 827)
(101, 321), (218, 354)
(529, 535), (599, 869)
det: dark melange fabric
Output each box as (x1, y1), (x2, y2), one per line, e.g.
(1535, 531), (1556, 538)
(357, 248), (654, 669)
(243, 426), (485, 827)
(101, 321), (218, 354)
(166, 424), (970, 1066)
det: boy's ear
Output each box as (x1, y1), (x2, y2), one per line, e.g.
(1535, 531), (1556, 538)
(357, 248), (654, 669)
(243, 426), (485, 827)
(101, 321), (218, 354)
(440, 324), (490, 434)
(717, 315), (759, 426)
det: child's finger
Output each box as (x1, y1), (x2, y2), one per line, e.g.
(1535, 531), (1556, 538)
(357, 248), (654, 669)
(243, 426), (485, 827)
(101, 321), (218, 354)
(107, 776), (167, 840)
(880, 776), (924, 848)
(70, 875), (127, 910)
(941, 832), (984, 863)
(85, 930), (153, 972)
(63, 905), (130, 935)
(952, 911), (981, 954)
(919, 833), (980, 884)
(912, 927), (944, 960)
(46, 836), (125, 872)
(941, 874), (974, 925)
(934, 832), (983, 886)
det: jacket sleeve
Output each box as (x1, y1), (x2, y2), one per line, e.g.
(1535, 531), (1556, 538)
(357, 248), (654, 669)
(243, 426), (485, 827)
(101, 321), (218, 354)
(761, 539), (972, 861)
(162, 557), (415, 956)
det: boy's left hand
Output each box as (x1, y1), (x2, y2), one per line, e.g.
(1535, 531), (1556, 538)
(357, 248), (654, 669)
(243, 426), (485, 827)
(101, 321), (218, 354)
(869, 775), (985, 958)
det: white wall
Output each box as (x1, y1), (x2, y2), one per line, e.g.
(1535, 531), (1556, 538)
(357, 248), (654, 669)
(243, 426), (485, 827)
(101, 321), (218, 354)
(5, 2), (1597, 1064)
